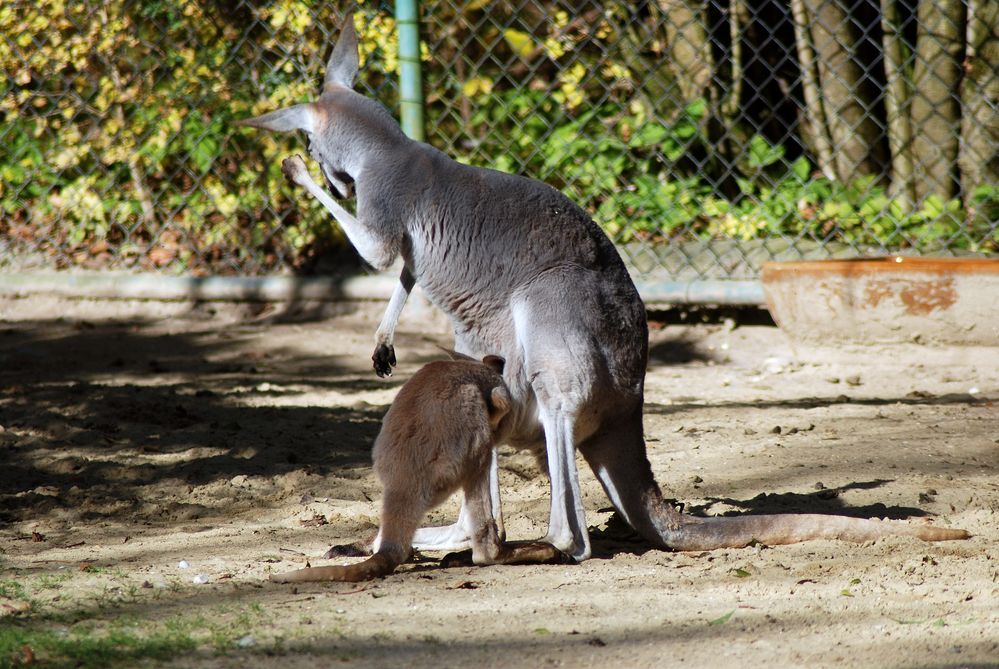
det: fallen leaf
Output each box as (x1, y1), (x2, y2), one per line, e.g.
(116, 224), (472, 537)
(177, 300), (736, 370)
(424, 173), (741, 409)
(709, 610), (735, 625)
(299, 514), (328, 528)
(0, 598), (32, 617)
(20, 644), (34, 665)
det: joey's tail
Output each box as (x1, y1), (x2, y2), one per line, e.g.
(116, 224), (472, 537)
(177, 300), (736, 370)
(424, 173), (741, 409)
(271, 507), (418, 583)
(271, 485), (427, 583)
(650, 506), (969, 551)
(269, 543), (408, 583)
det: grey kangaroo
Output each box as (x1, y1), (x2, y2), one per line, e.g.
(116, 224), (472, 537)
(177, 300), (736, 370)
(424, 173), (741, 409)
(271, 355), (569, 583)
(240, 18), (968, 562)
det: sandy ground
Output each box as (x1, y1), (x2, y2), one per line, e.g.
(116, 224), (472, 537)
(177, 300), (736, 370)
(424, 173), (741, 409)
(1, 295), (997, 668)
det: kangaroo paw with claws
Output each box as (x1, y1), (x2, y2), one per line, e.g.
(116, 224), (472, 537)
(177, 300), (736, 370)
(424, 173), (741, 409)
(372, 343), (396, 378)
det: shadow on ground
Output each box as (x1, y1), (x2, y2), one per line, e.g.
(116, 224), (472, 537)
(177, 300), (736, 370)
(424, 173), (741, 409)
(0, 318), (412, 528)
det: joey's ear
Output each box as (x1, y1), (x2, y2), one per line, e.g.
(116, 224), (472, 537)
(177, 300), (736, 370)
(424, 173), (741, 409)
(487, 386), (511, 430)
(324, 16), (359, 89)
(482, 355), (505, 375)
(236, 104), (315, 134)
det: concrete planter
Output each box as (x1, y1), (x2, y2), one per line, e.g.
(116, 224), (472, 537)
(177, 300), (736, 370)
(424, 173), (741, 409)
(761, 257), (999, 346)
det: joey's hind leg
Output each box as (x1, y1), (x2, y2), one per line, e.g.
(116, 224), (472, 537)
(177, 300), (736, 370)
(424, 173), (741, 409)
(409, 437), (504, 552)
(442, 457), (571, 569)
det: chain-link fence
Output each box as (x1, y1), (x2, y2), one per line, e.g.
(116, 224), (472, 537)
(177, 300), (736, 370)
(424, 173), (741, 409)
(1, 1), (996, 292)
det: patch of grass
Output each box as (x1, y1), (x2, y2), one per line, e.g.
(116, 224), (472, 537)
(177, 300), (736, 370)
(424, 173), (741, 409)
(0, 580), (27, 601)
(708, 610), (736, 626)
(0, 621), (198, 669)
(1, 582), (269, 669)
(35, 573), (74, 590)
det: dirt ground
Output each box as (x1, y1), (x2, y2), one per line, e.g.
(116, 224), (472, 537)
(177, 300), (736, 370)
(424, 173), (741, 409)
(1, 295), (997, 668)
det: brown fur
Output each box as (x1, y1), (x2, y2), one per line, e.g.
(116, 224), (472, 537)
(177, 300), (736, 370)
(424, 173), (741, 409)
(270, 357), (567, 583)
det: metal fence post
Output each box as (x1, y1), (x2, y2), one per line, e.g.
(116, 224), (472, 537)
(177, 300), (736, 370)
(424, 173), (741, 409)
(395, 0), (424, 141)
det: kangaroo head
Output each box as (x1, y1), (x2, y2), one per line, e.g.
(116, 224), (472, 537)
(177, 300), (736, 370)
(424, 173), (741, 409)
(236, 17), (405, 198)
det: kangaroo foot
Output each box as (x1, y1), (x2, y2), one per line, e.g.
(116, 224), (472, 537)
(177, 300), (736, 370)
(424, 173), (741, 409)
(440, 549), (474, 568)
(441, 542), (575, 569)
(497, 541), (576, 565)
(323, 541), (372, 559)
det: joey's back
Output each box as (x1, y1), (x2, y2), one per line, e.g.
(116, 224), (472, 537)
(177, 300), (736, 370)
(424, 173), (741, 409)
(373, 359), (510, 497)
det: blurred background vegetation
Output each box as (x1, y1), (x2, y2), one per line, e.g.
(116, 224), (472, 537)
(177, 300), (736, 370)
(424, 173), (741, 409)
(1, 0), (996, 278)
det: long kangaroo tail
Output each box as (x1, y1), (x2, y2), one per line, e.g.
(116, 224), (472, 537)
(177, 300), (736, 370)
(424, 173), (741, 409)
(651, 507), (969, 552)
(582, 419), (971, 554)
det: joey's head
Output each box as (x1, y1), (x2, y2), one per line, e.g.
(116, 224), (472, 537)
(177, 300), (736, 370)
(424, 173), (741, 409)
(236, 16), (406, 198)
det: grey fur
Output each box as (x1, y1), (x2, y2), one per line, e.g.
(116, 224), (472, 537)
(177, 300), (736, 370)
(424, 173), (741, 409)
(240, 19), (969, 561)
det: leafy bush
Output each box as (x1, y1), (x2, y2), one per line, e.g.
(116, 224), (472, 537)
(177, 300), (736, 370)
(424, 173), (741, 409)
(1, 0), (995, 274)
(0, 0), (400, 273)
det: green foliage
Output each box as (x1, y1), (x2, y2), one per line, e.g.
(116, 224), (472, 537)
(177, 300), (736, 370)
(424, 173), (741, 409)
(0, 0), (400, 272)
(450, 85), (995, 251)
(1, 0), (995, 273)
(426, 6), (996, 254)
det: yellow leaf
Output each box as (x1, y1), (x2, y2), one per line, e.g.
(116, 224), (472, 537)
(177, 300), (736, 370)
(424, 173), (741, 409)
(462, 76), (492, 98)
(503, 28), (534, 59)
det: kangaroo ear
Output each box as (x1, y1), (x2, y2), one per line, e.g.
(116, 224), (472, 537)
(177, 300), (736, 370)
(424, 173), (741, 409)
(325, 15), (359, 89)
(482, 355), (505, 375)
(236, 104), (315, 134)
(487, 386), (511, 430)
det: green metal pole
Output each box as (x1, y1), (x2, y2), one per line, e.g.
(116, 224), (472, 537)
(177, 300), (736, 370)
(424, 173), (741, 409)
(395, 0), (424, 141)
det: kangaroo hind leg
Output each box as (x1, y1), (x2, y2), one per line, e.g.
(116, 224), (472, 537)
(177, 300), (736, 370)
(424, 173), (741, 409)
(578, 411), (681, 551)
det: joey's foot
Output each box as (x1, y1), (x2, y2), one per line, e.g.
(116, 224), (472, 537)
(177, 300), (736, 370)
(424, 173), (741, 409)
(501, 541), (576, 566)
(439, 544), (576, 569)
(372, 343), (396, 378)
(323, 541), (371, 559)
(281, 155), (309, 185)
(440, 550), (474, 569)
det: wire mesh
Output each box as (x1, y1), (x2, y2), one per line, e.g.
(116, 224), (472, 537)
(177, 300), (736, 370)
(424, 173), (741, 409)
(1, 0), (996, 283)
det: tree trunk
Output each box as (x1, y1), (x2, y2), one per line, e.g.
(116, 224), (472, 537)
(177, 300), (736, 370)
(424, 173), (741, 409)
(658, 0), (744, 198)
(910, 0), (966, 203)
(958, 0), (999, 205)
(801, 0), (885, 182)
(881, 0), (916, 210)
(658, 0), (714, 102)
(790, 0), (835, 180)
